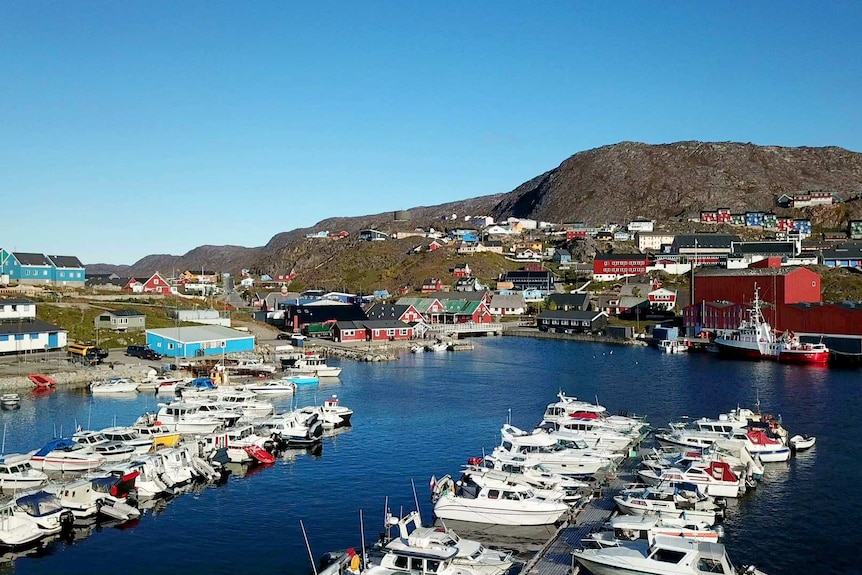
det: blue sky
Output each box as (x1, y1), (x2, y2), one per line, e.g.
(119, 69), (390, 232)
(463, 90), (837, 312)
(2, 2), (860, 265)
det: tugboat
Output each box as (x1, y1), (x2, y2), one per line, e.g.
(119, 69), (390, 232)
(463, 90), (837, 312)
(713, 287), (829, 364)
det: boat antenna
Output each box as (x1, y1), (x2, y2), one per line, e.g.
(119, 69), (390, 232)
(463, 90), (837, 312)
(299, 520), (318, 575)
(507, 408), (511, 426)
(1, 423), (6, 455)
(411, 477), (422, 519)
(359, 509), (367, 571)
(383, 496), (391, 541)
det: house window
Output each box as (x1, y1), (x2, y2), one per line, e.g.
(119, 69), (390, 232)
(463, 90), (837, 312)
(60, 271), (65, 278)
(43, 270), (48, 276)
(15, 335), (24, 340)
(167, 343), (174, 350)
(400, 328), (408, 336)
(25, 270), (29, 276)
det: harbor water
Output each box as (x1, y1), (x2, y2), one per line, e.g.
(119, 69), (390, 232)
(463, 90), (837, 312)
(2, 337), (859, 575)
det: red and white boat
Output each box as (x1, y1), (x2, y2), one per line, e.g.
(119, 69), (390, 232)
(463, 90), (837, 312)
(713, 288), (829, 364)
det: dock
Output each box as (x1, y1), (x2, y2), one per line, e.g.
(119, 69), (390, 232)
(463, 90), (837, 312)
(520, 472), (631, 575)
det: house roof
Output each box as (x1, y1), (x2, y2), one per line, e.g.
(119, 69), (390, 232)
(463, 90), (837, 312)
(490, 294), (526, 308)
(0, 298), (34, 306)
(395, 297), (440, 313)
(0, 318), (65, 335)
(594, 253), (650, 262)
(694, 266), (809, 277)
(334, 321), (367, 331)
(146, 325), (254, 343)
(546, 293), (590, 309)
(537, 310), (605, 321)
(442, 300), (481, 314)
(440, 290), (489, 302)
(731, 242), (796, 255)
(618, 283), (653, 297)
(555, 249), (571, 256)
(281, 304), (367, 324)
(365, 303), (412, 320)
(502, 270), (553, 279)
(672, 234), (741, 250)
(12, 252), (51, 266)
(360, 320), (412, 330)
(618, 296), (650, 308)
(105, 309), (144, 317)
(47, 255), (84, 268)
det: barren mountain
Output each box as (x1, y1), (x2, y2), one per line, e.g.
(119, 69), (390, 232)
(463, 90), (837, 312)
(89, 141), (862, 280)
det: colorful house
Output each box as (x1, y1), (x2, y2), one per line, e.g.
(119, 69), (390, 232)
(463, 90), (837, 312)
(421, 279), (443, 293)
(0, 298), (67, 353)
(452, 263), (472, 278)
(145, 325), (255, 358)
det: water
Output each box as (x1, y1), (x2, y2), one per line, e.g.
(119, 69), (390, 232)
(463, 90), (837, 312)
(2, 337), (859, 574)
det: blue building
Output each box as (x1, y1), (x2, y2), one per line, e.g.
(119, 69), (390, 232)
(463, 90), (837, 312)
(744, 212), (765, 227)
(145, 326), (255, 358)
(0, 250), (86, 287)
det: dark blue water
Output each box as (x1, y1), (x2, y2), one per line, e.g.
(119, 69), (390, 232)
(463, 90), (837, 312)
(2, 337), (859, 575)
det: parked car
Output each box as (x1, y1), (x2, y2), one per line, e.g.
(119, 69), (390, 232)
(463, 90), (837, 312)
(126, 345), (162, 360)
(276, 332), (292, 340)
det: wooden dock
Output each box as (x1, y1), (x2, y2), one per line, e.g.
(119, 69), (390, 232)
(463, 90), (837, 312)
(520, 473), (631, 575)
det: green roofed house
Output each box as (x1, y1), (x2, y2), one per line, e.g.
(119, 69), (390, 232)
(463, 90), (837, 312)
(94, 309), (146, 332)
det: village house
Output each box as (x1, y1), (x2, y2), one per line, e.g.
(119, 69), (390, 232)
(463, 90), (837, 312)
(593, 254), (651, 282)
(0, 298), (67, 354)
(0, 251), (87, 287)
(359, 229), (389, 241)
(552, 249), (571, 264)
(94, 309), (146, 332)
(536, 310), (608, 334)
(500, 270), (555, 292)
(451, 263), (471, 278)
(546, 293), (591, 312)
(420, 278), (444, 293)
(636, 232), (677, 252)
(453, 277), (487, 292)
(488, 293), (527, 316)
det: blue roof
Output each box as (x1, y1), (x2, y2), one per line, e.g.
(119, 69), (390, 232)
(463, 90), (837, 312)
(33, 437), (76, 457)
(188, 377), (217, 389)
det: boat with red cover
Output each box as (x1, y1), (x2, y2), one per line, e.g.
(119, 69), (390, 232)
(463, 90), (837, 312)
(713, 288), (829, 365)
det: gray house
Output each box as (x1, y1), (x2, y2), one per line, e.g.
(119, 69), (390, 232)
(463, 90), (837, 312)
(536, 310), (608, 334)
(94, 309), (146, 332)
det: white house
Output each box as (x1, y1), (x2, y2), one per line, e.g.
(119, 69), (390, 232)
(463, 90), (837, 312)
(240, 277), (255, 288)
(484, 225), (519, 237)
(647, 288), (677, 311)
(627, 219), (655, 233)
(0, 298), (67, 354)
(636, 232), (676, 252)
(489, 293), (527, 316)
(0, 298), (35, 321)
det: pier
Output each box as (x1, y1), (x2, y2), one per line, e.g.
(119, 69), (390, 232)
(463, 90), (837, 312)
(521, 472), (631, 575)
(426, 321), (504, 338)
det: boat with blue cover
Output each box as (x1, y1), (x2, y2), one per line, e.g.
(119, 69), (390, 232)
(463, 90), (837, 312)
(28, 438), (107, 473)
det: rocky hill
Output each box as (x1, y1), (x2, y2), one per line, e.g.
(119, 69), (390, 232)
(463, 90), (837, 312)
(89, 141), (862, 280)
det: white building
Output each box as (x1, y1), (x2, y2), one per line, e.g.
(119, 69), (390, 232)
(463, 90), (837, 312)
(627, 219), (655, 233)
(0, 298), (67, 354)
(489, 294), (527, 316)
(636, 232), (676, 252)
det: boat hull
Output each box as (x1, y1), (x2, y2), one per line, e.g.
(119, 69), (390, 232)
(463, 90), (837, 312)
(433, 497), (567, 526)
(716, 340), (830, 365)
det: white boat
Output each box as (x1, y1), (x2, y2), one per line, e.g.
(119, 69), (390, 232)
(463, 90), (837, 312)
(11, 490), (75, 534)
(0, 501), (49, 547)
(789, 434), (816, 451)
(494, 424), (615, 477)
(428, 341), (449, 353)
(106, 456), (171, 499)
(297, 396), (353, 429)
(154, 377), (188, 395)
(430, 472), (570, 526)
(281, 352), (343, 377)
(72, 430), (136, 463)
(0, 454), (49, 491)
(155, 402), (223, 434)
(585, 514), (724, 547)
(99, 426), (156, 455)
(200, 424), (273, 463)
(45, 471), (141, 522)
(182, 399), (243, 429)
(256, 411), (324, 447)
(541, 391), (649, 436)
(464, 454), (585, 504)
(614, 483), (724, 526)
(641, 445), (763, 483)
(157, 446), (197, 486)
(637, 460), (745, 498)
(90, 377), (139, 394)
(574, 534), (768, 575)
(28, 438), (107, 472)
(212, 389), (274, 420)
(220, 358), (278, 376)
(658, 339), (688, 354)
(363, 509), (517, 575)
(0, 394), (21, 410)
(241, 379), (297, 395)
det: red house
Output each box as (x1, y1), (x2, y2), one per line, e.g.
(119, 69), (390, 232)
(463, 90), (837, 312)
(693, 267), (821, 307)
(421, 279), (443, 293)
(141, 272), (171, 294)
(362, 321), (415, 341)
(365, 303), (424, 324)
(451, 263), (471, 278)
(593, 254), (650, 281)
(122, 277), (146, 292)
(332, 321), (368, 342)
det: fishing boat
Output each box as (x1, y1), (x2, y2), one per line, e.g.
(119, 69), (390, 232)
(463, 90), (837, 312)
(658, 339), (688, 354)
(573, 534), (768, 575)
(713, 287), (829, 364)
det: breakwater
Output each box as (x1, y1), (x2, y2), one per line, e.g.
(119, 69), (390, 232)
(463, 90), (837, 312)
(503, 327), (650, 346)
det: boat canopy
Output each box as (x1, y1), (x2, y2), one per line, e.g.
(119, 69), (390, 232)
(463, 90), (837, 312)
(33, 438), (77, 457)
(16, 491), (63, 516)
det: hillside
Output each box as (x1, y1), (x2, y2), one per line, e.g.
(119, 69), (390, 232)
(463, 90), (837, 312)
(89, 141), (862, 280)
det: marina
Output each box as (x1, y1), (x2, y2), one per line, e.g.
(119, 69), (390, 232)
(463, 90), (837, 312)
(0, 337), (853, 574)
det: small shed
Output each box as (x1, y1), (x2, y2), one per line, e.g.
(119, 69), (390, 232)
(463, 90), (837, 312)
(145, 325), (255, 358)
(94, 309), (146, 332)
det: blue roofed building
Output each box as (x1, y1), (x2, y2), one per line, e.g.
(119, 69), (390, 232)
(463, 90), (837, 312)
(145, 325), (255, 358)
(0, 250), (86, 287)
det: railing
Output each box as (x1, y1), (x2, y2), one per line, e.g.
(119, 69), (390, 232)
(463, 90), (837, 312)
(426, 322), (503, 334)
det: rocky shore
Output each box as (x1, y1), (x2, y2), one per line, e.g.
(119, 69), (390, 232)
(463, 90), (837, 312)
(0, 361), (158, 392)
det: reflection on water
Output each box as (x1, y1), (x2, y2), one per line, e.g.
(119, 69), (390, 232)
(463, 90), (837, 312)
(433, 519), (557, 555)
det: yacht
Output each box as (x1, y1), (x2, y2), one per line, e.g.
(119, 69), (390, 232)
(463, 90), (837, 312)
(584, 514), (724, 547)
(637, 460), (746, 498)
(99, 426), (156, 455)
(72, 430), (136, 463)
(363, 510), (517, 575)
(200, 423), (274, 463)
(574, 534), (768, 575)
(281, 352), (343, 377)
(492, 424), (614, 477)
(90, 377), (139, 394)
(541, 391), (649, 437)
(211, 389), (275, 420)
(106, 456), (172, 499)
(0, 454), (49, 491)
(464, 454), (585, 503)
(0, 501), (48, 547)
(430, 472), (570, 526)
(45, 472), (140, 522)
(29, 438), (107, 473)
(155, 402), (223, 434)
(614, 483), (724, 526)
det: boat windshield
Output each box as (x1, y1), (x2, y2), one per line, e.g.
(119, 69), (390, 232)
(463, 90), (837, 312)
(16, 492), (62, 516)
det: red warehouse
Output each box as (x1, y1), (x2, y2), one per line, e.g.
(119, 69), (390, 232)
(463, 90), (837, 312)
(693, 267), (821, 307)
(593, 254), (651, 281)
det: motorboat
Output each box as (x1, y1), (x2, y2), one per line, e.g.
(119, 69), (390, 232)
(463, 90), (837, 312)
(155, 377), (188, 395)
(574, 534), (768, 575)
(176, 377), (219, 397)
(99, 426), (156, 455)
(789, 434), (816, 452)
(737, 429), (790, 462)
(90, 377), (139, 394)
(87, 470), (143, 521)
(658, 339), (689, 354)
(428, 341), (449, 352)
(134, 373), (183, 392)
(11, 490), (74, 535)
(200, 424), (274, 464)
(212, 389), (274, 420)
(363, 509), (517, 575)
(464, 455), (586, 504)
(242, 379), (298, 394)
(541, 391), (649, 436)
(256, 411), (324, 447)
(157, 446), (198, 486)
(539, 422), (636, 454)
(28, 438), (107, 473)
(430, 472), (571, 526)
(181, 399), (243, 429)
(614, 482), (724, 526)
(281, 352), (343, 377)
(584, 514), (724, 547)
(131, 414), (182, 444)
(0, 394), (21, 410)
(71, 430), (136, 463)
(636, 460), (745, 498)
(285, 375), (319, 386)
(493, 424), (615, 477)
(220, 358), (278, 376)
(105, 456), (171, 499)
(0, 501), (49, 547)
(297, 396), (353, 429)
(713, 287), (829, 365)
(155, 402), (223, 434)
(0, 454), (49, 491)
(641, 445), (763, 483)
(45, 471), (141, 522)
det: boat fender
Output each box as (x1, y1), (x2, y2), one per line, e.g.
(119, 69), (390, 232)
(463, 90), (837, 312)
(153, 421), (162, 426)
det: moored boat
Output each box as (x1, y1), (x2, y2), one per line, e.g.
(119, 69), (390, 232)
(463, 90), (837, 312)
(789, 434), (816, 452)
(0, 394), (21, 410)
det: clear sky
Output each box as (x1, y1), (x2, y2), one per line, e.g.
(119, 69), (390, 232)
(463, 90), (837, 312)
(2, 2), (860, 265)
